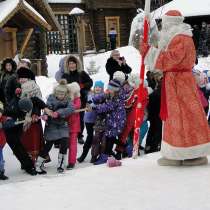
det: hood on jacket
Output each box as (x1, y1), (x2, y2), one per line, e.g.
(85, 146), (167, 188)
(62, 55), (82, 74)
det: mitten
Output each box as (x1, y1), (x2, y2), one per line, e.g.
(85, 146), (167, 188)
(15, 88), (22, 96)
(51, 112), (59, 119)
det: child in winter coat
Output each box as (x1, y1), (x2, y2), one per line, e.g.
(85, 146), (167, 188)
(115, 73), (147, 159)
(92, 79), (126, 165)
(0, 102), (8, 180)
(66, 82), (81, 169)
(36, 80), (74, 174)
(77, 80), (105, 163)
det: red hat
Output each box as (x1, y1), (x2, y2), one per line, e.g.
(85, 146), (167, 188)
(162, 10), (184, 25)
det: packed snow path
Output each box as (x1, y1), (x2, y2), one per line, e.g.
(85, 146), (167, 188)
(1, 149), (210, 210)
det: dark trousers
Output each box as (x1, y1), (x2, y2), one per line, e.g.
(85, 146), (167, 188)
(83, 123), (94, 153)
(78, 111), (85, 138)
(105, 136), (116, 155)
(4, 126), (34, 170)
(91, 130), (106, 157)
(39, 138), (68, 158)
(145, 118), (162, 154)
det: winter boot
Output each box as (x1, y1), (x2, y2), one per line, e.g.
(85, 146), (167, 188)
(25, 167), (37, 176)
(90, 156), (97, 163)
(94, 154), (108, 165)
(57, 153), (66, 173)
(158, 157), (183, 166)
(125, 144), (133, 158)
(115, 151), (122, 160)
(0, 170), (8, 180)
(66, 163), (75, 170)
(77, 149), (89, 163)
(107, 157), (122, 167)
(36, 156), (47, 174)
(78, 137), (85, 145)
(183, 157), (208, 166)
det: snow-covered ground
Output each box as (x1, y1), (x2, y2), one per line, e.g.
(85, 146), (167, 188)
(2, 151), (210, 210)
(1, 46), (210, 210)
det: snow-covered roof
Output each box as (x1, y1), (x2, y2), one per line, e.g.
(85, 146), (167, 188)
(48, 0), (83, 3)
(69, 7), (85, 15)
(152, 0), (210, 19)
(0, 0), (51, 30)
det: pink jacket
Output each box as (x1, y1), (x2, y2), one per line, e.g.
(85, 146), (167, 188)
(68, 97), (81, 133)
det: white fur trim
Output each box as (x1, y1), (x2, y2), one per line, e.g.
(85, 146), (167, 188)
(206, 83), (210, 91)
(207, 71), (210, 77)
(67, 82), (81, 99)
(144, 46), (161, 71)
(113, 71), (125, 84)
(161, 141), (210, 160)
(147, 87), (153, 95)
(162, 15), (184, 25)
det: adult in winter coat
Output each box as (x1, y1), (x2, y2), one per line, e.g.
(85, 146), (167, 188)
(106, 50), (132, 81)
(0, 58), (17, 104)
(62, 55), (93, 144)
(198, 22), (209, 57)
(142, 10), (210, 166)
(3, 97), (45, 176)
(145, 71), (162, 154)
(4, 64), (35, 105)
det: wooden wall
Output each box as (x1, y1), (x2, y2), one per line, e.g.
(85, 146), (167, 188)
(88, 8), (136, 50)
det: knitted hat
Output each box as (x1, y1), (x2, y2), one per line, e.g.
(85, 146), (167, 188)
(21, 80), (42, 99)
(162, 10), (184, 26)
(67, 82), (81, 100)
(94, 80), (104, 89)
(113, 71), (126, 84)
(17, 67), (34, 80)
(128, 73), (141, 89)
(54, 79), (69, 96)
(107, 79), (121, 92)
(18, 97), (33, 112)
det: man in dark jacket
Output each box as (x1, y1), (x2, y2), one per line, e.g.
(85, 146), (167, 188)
(62, 55), (93, 144)
(106, 50), (132, 80)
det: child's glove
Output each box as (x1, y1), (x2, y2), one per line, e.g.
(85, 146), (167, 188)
(41, 115), (48, 121)
(15, 88), (22, 96)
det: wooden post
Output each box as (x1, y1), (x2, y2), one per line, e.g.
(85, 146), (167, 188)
(76, 16), (84, 70)
(89, 23), (96, 51)
(20, 28), (34, 57)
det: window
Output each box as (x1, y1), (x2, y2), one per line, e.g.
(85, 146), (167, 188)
(47, 14), (78, 54)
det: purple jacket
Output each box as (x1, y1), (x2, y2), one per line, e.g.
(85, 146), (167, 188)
(93, 92), (126, 138)
(84, 94), (97, 123)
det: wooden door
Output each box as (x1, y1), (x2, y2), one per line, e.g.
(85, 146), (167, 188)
(0, 27), (17, 60)
(105, 16), (120, 48)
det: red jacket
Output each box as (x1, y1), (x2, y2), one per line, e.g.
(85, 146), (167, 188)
(68, 97), (81, 133)
(125, 87), (148, 125)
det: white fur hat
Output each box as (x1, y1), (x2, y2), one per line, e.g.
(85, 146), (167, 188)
(162, 10), (184, 26)
(128, 73), (141, 89)
(67, 82), (81, 100)
(113, 71), (126, 84)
